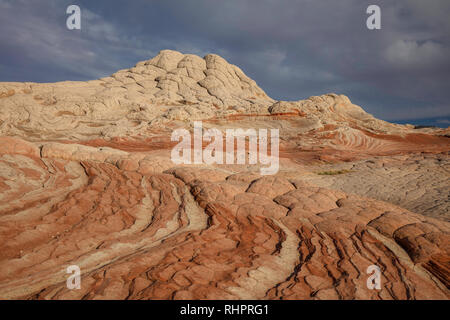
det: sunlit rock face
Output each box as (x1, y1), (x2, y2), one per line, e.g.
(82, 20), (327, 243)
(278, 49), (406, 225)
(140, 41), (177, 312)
(0, 50), (449, 300)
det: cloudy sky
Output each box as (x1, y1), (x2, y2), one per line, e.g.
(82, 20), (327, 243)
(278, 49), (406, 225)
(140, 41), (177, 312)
(1, 0), (449, 126)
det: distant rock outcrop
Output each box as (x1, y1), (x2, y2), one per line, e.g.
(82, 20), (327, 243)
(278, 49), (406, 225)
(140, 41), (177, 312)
(0, 49), (433, 140)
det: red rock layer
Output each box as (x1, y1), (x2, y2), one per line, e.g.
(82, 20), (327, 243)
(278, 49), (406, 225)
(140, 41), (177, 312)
(0, 140), (448, 299)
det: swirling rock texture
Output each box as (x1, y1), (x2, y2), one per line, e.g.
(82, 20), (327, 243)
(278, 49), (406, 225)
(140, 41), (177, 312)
(0, 50), (449, 300)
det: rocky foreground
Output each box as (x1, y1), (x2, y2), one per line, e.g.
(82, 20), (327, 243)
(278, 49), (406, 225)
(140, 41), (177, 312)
(0, 50), (449, 299)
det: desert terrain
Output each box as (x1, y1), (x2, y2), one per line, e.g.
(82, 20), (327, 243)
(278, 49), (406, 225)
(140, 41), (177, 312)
(0, 50), (448, 299)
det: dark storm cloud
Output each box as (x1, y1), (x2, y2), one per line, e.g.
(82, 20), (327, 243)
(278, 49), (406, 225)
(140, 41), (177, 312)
(0, 0), (449, 123)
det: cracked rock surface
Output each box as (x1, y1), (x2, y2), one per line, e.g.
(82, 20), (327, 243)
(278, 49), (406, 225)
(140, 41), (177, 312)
(0, 50), (449, 299)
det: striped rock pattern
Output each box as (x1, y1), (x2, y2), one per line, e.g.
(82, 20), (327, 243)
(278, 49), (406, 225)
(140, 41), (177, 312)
(0, 51), (449, 299)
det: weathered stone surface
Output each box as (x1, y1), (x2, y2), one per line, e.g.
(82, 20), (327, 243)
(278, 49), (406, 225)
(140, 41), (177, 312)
(0, 50), (448, 300)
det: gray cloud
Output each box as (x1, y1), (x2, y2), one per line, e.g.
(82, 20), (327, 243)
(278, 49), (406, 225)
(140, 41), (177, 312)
(0, 0), (449, 124)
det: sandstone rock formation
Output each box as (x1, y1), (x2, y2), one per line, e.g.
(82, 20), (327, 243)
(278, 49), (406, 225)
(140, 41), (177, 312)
(0, 50), (448, 300)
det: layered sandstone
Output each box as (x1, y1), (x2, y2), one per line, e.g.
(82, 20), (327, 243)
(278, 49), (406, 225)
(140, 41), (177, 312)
(0, 50), (448, 300)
